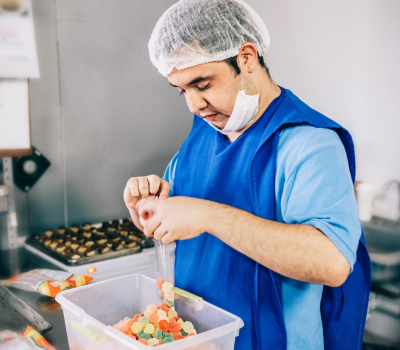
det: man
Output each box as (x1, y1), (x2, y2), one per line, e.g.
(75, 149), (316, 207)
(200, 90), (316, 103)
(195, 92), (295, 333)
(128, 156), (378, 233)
(123, 0), (370, 349)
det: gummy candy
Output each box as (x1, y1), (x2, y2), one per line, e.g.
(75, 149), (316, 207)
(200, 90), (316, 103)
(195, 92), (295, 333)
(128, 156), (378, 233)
(156, 278), (165, 290)
(130, 322), (142, 334)
(115, 318), (134, 333)
(158, 319), (169, 332)
(168, 319), (181, 332)
(146, 304), (158, 312)
(144, 309), (151, 316)
(183, 321), (194, 334)
(168, 308), (178, 319)
(138, 316), (149, 328)
(160, 303), (170, 313)
(171, 330), (183, 340)
(163, 336), (175, 343)
(139, 332), (152, 340)
(155, 328), (163, 340)
(162, 282), (173, 293)
(147, 312), (158, 324)
(164, 298), (174, 307)
(148, 338), (160, 346)
(164, 291), (175, 302)
(144, 324), (155, 334)
(163, 331), (173, 339)
(158, 315), (169, 323)
(156, 309), (167, 318)
(111, 301), (197, 347)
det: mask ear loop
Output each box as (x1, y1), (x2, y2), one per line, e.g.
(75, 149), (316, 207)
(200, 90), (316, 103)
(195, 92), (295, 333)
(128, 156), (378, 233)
(238, 53), (244, 90)
(253, 71), (259, 95)
(238, 52), (259, 95)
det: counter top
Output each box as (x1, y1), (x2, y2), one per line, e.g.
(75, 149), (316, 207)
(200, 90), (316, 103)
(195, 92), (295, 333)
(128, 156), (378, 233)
(0, 247), (69, 350)
(0, 248), (396, 350)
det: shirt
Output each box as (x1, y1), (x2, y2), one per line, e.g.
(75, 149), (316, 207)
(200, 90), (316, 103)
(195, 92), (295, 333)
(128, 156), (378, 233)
(163, 124), (362, 350)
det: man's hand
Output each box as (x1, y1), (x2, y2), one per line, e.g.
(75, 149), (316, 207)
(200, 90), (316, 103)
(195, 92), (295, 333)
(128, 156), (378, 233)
(123, 175), (170, 230)
(140, 196), (350, 287)
(138, 196), (208, 244)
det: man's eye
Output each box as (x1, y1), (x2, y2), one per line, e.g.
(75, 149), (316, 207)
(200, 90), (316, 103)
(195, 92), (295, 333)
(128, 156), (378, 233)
(198, 83), (210, 91)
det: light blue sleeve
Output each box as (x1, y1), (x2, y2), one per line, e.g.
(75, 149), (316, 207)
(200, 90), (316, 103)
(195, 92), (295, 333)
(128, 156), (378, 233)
(162, 152), (179, 197)
(275, 125), (362, 271)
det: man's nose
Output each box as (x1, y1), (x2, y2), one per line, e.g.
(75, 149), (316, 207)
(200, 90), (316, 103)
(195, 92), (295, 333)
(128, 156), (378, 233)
(186, 92), (207, 114)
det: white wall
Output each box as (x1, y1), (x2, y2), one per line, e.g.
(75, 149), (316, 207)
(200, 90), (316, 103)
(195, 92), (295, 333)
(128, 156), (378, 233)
(247, 0), (400, 217)
(248, 0), (400, 186)
(2, 0), (399, 236)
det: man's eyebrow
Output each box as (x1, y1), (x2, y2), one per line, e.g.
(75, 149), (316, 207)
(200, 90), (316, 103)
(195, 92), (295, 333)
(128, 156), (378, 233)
(169, 76), (212, 88)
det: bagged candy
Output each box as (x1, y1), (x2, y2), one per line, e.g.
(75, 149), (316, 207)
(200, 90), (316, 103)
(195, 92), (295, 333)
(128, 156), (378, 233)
(140, 212), (176, 307)
(0, 326), (55, 350)
(1, 269), (93, 297)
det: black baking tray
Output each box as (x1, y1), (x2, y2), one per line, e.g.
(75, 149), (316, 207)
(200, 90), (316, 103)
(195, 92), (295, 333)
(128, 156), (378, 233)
(0, 284), (51, 333)
(25, 237), (143, 266)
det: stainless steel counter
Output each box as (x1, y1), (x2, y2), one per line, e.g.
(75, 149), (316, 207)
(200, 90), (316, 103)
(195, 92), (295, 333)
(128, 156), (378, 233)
(1, 247), (397, 350)
(0, 247), (69, 350)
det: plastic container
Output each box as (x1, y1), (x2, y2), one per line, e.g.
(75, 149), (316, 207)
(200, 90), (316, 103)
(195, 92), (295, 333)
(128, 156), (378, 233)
(56, 274), (244, 350)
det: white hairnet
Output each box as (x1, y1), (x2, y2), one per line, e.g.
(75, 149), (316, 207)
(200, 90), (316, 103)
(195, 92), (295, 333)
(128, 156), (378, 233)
(148, 0), (270, 76)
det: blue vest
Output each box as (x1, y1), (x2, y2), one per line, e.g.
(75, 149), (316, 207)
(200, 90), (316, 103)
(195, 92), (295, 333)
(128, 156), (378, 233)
(173, 87), (371, 349)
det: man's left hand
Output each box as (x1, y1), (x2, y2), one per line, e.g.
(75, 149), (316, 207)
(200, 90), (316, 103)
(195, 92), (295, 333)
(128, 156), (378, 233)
(138, 196), (209, 244)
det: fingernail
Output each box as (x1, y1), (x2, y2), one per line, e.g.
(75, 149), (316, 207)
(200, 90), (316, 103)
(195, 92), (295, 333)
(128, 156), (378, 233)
(160, 195), (167, 199)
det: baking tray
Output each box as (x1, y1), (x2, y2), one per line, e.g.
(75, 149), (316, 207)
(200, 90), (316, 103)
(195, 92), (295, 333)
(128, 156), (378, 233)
(0, 284), (51, 333)
(25, 237), (142, 266)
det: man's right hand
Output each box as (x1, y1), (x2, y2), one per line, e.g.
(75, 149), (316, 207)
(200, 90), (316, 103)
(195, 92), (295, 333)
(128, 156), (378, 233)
(123, 175), (170, 228)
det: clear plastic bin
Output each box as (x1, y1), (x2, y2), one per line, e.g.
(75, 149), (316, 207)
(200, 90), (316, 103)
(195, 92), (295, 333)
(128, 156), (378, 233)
(56, 274), (244, 349)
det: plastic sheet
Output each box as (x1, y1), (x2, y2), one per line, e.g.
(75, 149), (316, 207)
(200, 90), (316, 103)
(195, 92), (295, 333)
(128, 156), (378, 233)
(1, 269), (93, 297)
(0, 326), (55, 350)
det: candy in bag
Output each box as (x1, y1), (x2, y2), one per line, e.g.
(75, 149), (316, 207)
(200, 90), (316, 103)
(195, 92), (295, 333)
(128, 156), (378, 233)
(1, 269), (93, 297)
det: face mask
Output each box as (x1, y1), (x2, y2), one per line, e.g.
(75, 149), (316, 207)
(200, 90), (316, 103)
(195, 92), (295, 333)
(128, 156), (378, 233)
(204, 58), (259, 135)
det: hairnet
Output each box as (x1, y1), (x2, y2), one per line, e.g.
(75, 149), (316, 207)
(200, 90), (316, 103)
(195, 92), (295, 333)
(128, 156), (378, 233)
(148, 0), (270, 76)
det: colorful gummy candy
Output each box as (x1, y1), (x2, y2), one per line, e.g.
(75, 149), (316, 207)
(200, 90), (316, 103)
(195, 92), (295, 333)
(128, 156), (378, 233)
(112, 301), (197, 346)
(156, 279), (175, 307)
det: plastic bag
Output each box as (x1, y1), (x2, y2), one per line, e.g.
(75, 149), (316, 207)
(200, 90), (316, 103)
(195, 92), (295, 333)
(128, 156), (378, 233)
(0, 326), (55, 350)
(154, 239), (176, 307)
(139, 211), (176, 307)
(1, 269), (93, 297)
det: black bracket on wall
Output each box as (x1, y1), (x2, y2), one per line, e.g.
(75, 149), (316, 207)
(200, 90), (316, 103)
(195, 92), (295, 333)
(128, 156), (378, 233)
(12, 147), (51, 192)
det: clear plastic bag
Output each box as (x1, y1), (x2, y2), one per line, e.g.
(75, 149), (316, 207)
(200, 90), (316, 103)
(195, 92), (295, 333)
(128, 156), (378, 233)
(0, 327), (55, 350)
(1, 269), (93, 297)
(139, 208), (176, 308)
(154, 239), (175, 306)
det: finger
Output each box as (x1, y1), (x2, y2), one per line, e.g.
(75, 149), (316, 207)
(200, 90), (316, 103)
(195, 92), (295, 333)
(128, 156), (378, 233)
(127, 177), (139, 197)
(147, 174), (161, 195)
(123, 186), (135, 206)
(161, 232), (174, 245)
(153, 224), (168, 241)
(138, 198), (159, 218)
(143, 215), (162, 238)
(137, 177), (150, 198)
(159, 180), (171, 199)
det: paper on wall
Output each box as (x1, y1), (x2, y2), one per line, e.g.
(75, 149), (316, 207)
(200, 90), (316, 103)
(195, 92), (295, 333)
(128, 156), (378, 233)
(0, 0), (40, 78)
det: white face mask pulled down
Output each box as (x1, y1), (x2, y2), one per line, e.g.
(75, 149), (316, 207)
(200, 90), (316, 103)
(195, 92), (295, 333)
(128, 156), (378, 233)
(204, 59), (260, 135)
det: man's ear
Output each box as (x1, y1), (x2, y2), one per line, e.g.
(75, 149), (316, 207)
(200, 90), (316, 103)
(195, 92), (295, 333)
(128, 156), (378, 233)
(238, 42), (258, 73)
